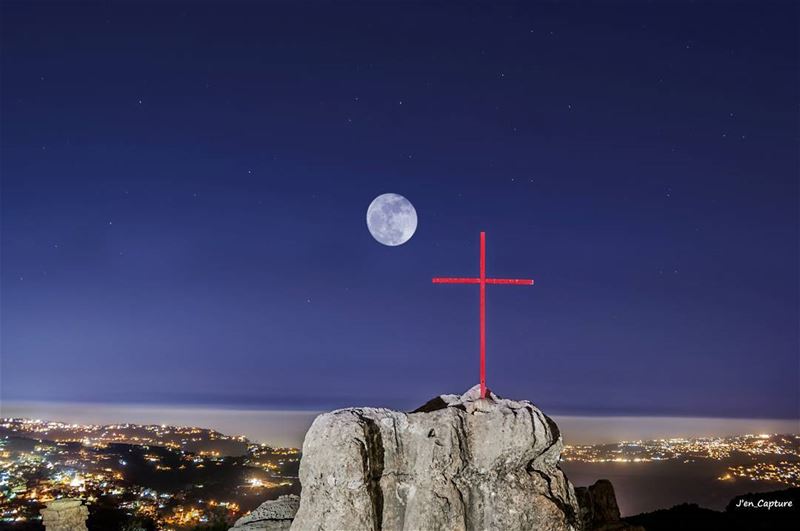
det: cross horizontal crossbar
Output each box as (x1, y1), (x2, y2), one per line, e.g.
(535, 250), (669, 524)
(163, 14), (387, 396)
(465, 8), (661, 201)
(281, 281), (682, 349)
(432, 277), (534, 285)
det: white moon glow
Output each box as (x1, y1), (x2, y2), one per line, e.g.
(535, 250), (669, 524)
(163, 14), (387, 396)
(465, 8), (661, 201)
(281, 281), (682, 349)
(366, 193), (418, 246)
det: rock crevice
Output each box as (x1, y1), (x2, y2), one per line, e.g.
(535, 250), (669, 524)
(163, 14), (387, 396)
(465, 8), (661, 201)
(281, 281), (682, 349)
(355, 412), (385, 530)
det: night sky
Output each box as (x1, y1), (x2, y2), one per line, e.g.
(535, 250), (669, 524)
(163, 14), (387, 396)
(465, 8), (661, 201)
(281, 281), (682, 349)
(2, 1), (797, 419)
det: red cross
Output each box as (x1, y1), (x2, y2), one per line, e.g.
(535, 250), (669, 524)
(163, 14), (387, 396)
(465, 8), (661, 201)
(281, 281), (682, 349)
(432, 232), (534, 399)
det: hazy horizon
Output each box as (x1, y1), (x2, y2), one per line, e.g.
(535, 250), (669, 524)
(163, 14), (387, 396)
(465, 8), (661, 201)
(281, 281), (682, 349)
(3, 399), (797, 449)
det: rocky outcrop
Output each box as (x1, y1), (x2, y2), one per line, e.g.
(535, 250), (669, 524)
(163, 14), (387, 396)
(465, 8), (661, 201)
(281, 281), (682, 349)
(575, 480), (643, 531)
(40, 499), (89, 531)
(291, 386), (581, 530)
(230, 495), (299, 531)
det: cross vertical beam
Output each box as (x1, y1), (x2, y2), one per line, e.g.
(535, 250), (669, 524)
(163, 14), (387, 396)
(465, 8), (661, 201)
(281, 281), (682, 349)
(479, 231), (486, 398)
(432, 232), (534, 399)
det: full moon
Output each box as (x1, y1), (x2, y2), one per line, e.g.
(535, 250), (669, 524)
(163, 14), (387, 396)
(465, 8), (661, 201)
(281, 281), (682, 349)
(366, 193), (418, 246)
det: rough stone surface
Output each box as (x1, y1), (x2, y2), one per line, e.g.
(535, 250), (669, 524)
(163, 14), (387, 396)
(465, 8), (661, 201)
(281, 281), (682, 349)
(291, 386), (581, 531)
(575, 480), (644, 531)
(230, 495), (300, 531)
(40, 498), (89, 531)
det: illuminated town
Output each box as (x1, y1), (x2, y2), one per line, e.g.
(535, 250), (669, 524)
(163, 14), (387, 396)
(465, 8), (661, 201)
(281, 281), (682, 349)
(719, 461), (800, 487)
(562, 433), (800, 487)
(0, 418), (300, 530)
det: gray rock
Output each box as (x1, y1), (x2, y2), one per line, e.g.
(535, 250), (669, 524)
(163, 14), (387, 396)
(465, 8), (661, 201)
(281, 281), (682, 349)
(40, 498), (89, 531)
(575, 480), (644, 531)
(291, 386), (581, 530)
(230, 495), (300, 531)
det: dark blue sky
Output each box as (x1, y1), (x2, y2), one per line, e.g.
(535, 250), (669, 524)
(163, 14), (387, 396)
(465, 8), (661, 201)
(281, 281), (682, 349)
(1, 1), (797, 418)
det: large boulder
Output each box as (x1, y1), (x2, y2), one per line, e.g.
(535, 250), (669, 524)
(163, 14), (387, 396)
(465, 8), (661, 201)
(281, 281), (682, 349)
(291, 386), (581, 530)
